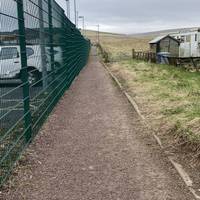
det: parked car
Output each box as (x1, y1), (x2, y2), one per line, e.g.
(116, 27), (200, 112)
(0, 45), (63, 84)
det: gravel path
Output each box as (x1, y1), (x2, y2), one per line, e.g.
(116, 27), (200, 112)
(2, 51), (194, 200)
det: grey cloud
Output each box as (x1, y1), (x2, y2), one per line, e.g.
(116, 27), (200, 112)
(57, 0), (200, 33)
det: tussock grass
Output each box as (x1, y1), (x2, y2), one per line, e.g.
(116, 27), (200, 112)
(110, 59), (200, 143)
(101, 37), (152, 62)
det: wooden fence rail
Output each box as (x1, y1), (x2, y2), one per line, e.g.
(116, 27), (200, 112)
(132, 49), (200, 71)
(132, 49), (156, 63)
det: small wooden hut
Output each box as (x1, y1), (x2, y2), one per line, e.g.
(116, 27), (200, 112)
(149, 35), (180, 56)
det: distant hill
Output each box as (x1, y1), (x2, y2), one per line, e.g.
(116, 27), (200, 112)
(85, 27), (200, 40)
(85, 29), (125, 37)
(130, 27), (200, 37)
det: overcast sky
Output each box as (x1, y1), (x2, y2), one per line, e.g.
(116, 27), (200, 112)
(55, 0), (199, 34)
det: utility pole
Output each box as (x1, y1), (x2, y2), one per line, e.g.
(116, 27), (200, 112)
(66, 0), (70, 19)
(97, 24), (100, 44)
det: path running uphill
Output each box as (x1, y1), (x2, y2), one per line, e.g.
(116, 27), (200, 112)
(3, 50), (194, 200)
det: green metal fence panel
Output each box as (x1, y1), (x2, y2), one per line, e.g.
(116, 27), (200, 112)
(0, 0), (90, 185)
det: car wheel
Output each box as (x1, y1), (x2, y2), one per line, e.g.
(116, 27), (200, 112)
(28, 69), (41, 85)
(54, 62), (61, 74)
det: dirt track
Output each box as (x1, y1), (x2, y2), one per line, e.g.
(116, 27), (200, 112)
(2, 51), (194, 200)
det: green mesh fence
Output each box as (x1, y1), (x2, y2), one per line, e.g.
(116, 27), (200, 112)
(0, 0), (91, 185)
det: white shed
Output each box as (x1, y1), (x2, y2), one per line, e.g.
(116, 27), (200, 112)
(171, 29), (200, 57)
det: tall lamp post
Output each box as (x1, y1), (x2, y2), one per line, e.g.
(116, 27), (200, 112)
(79, 16), (85, 35)
(74, 0), (77, 26)
(76, 11), (79, 27)
(66, 0), (70, 19)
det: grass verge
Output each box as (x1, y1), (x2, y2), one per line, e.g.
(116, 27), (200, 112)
(109, 59), (200, 144)
(91, 30), (200, 165)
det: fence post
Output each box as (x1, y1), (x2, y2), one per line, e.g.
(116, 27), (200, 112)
(38, 0), (48, 89)
(17, 0), (32, 142)
(61, 11), (66, 67)
(132, 49), (135, 59)
(48, 0), (55, 80)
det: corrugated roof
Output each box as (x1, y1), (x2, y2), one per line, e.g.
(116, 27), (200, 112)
(149, 35), (169, 44)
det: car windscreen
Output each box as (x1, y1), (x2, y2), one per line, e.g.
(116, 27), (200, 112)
(0, 47), (18, 60)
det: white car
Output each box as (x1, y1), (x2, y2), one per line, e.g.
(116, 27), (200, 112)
(0, 45), (63, 84)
